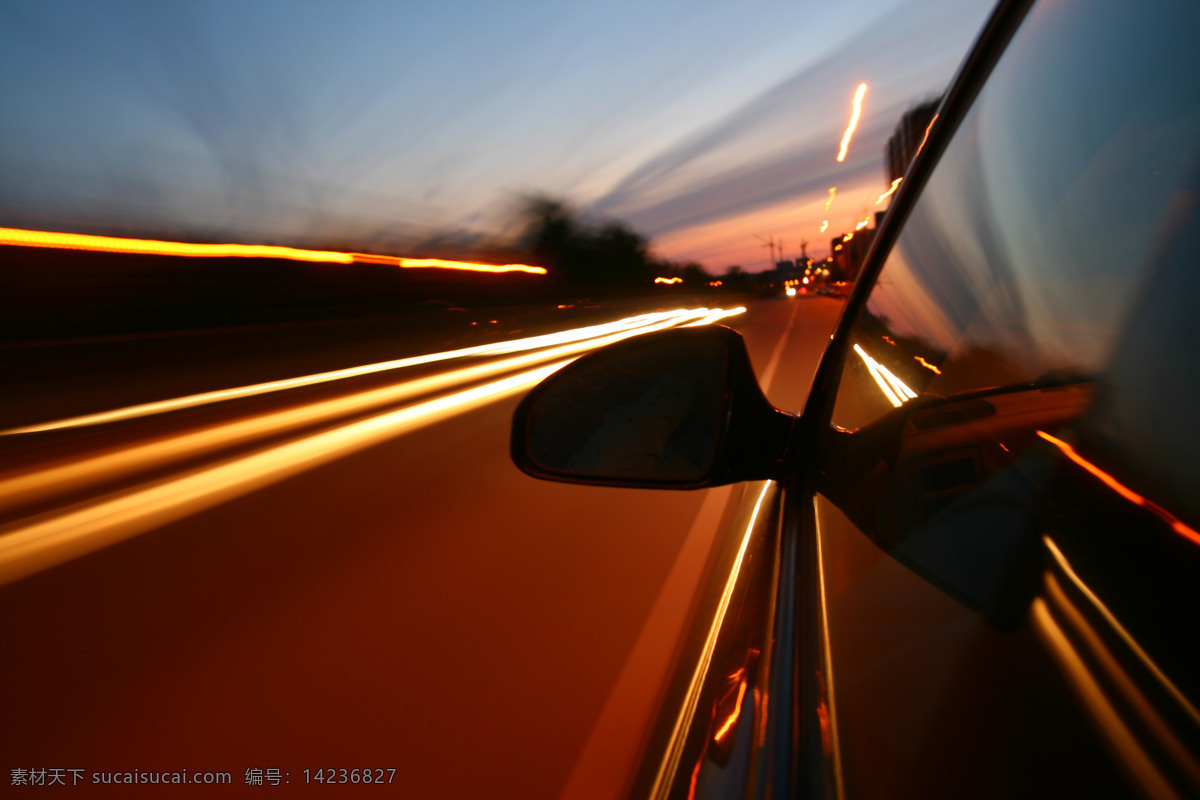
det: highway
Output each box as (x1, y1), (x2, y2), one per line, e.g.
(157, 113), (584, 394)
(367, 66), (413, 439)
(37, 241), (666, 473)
(0, 295), (844, 797)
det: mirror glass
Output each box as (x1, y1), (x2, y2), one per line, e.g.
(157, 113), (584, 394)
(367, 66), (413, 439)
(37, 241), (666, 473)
(525, 334), (730, 482)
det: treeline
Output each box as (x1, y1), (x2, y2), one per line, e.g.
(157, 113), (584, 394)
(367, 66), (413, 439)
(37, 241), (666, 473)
(518, 196), (729, 289)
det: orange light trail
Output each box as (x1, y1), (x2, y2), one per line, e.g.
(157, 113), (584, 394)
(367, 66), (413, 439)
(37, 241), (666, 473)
(0, 307), (747, 585)
(0, 227), (546, 274)
(877, 178), (902, 205)
(914, 355), (941, 374)
(1036, 432), (1200, 546)
(915, 113), (939, 158)
(714, 675), (748, 743)
(837, 83), (868, 162)
(654, 276), (683, 284)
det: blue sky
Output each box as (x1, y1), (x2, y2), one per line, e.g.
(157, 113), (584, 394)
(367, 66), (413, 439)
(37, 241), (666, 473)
(0, 0), (994, 268)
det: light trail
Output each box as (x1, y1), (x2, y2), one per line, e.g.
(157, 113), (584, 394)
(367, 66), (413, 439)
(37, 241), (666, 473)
(914, 355), (942, 374)
(853, 343), (917, 407)
(1, 308), (723, 435)
(0, 307), (746, 573)
(820, 221), (829, 233)
(877, 178), (902, 205)
(1037, 432), (1200, 545)
(0, 360), (571, 587)
(837, 83), (868, 163)
(0, 227), (546, 274)
(351, 253), (545, 275)
(826, 187), (838, 211)
(915, 113), (939, 158)
(654, 276), (683, 285)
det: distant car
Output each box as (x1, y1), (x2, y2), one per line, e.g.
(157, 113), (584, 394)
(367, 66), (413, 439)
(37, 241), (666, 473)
(512, 0), (1200, 797)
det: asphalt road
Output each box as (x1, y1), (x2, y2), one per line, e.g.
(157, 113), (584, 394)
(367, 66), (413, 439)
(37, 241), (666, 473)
(0, 295), (844, 798)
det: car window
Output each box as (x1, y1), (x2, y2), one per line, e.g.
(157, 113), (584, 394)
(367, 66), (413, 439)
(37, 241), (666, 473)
(831, 0), (1200, 433)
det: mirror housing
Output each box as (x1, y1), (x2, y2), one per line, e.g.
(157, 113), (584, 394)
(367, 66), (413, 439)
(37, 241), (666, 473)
(511, 325), (795, 489)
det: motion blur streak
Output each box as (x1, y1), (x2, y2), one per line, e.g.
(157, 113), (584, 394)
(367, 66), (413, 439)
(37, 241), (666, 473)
(683, 307), (747, 327)
(0, 228), (544, 273)
(0, 308), (743, 513)
(0, 226), (353, 264)
(1036, 431), (1200, 546)
(914, 355), (942, 374)
(836, 83), (868, 163)
(877, 178), (903, 204)
(1031, 596), (1175, 800)
(916, 113), (939, 158)
(1043, 537), (1200, 727)
(351, 253), (546, 274)
(853, 344), (917, 407)
(713, 673), (748, 743)
(1, 307), (727, 435)
(650, 481), (775, 800)
(0, 360), (571, 588)
(826, 187), (838, 210)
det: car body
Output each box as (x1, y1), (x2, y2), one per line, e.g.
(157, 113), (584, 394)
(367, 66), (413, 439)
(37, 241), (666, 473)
(512, 0), (1200, 798)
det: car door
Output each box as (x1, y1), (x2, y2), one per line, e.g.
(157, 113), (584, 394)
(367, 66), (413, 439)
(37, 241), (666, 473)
(800, 0), (1200, 797)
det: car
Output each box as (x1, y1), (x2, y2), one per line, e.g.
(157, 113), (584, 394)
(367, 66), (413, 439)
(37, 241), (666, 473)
(510, 0), (1200, 797)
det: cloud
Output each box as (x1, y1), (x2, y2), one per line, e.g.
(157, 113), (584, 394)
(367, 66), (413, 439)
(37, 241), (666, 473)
(587, 0), (991, 242)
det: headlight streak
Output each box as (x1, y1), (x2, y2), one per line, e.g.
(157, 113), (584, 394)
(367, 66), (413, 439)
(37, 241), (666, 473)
(682, 307), (746, 327)
(853, 344), (917, 407)
(0, 308), (746, 585)
(1, 308), (721, 436)
(0, 308), (742, 515)
(0, 360), (572, 588)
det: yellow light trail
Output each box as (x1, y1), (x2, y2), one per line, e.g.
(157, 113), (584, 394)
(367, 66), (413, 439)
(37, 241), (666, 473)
(877, 178), (902, 205)
(820, 221), (829, 233)
(837, 83), (868, 163)
(0, 360), (567, 587)
(654, 276), (683, 284)
(0, 307), (745, 544)
(1, 308), (719, 435)
(0, 307), (747, 585)
(825, 187), (838, 211)
(0, 227), (546, 274)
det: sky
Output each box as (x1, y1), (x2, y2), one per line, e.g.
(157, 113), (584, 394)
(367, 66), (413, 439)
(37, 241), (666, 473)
(0, 0), (995, 270)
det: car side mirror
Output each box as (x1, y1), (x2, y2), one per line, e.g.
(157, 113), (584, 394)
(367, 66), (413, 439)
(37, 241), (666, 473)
(511, 325), (795, 489)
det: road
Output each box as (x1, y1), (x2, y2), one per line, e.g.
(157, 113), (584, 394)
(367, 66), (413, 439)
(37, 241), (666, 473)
(0, 296), (844, 798)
